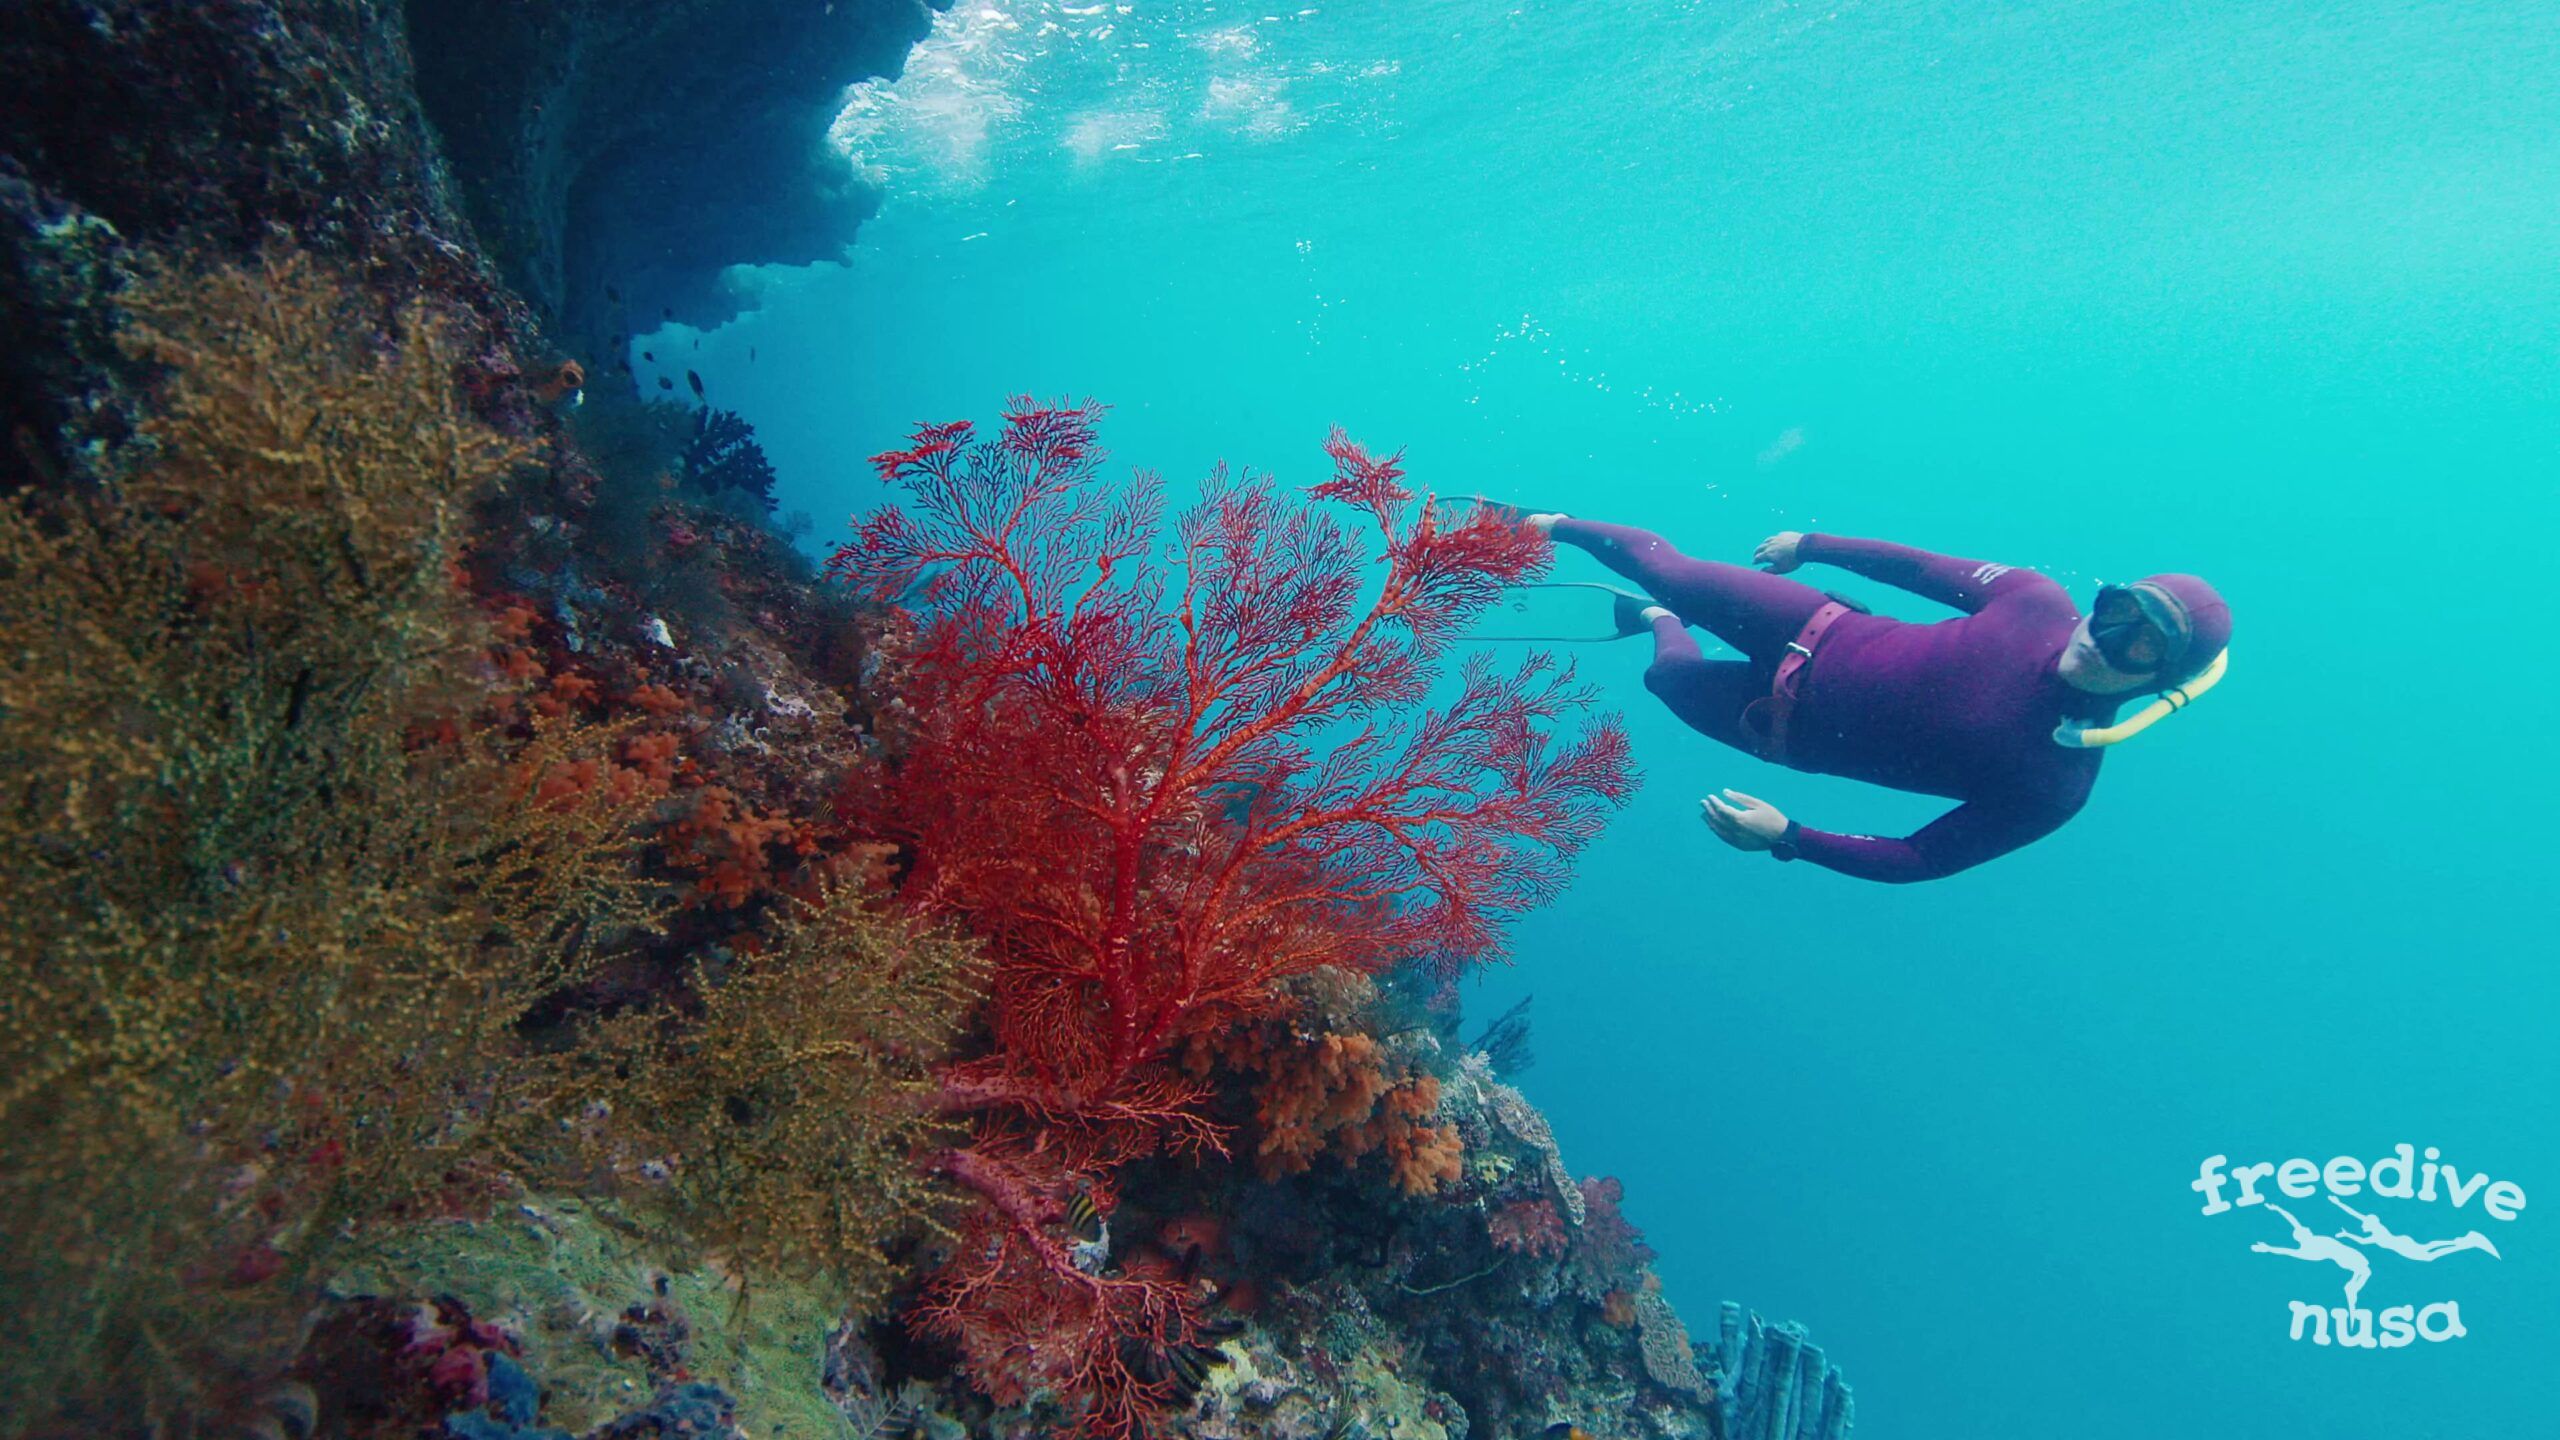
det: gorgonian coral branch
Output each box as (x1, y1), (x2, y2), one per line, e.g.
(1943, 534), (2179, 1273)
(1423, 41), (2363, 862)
(836, 400), (1635, 1086)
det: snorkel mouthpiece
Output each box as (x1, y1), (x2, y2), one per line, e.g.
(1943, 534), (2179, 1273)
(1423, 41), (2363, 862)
(2057, 648), (2230, 748)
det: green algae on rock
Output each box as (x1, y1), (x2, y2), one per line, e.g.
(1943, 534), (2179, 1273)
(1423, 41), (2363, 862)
(330, 1196), (870, 1439)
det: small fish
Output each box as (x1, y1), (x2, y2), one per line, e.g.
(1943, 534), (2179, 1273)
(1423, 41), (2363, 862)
(749, 346), (757, 363)
(686, 370), (705, 400)
(657, 377), (674, 391)
(663, 307), (674, 319)
(1064, 1189), (1104, 1243)
(532, 358), (585, 406)
(1545, 1427), (1597, 1440)
(642, 350), (655, 362)
(605, 284), (622, 304)
(615, 359), (632, 373)
(692, 337), (700, 350)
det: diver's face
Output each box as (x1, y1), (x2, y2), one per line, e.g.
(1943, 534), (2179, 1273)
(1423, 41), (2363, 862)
(2058, 615), (2161, 695)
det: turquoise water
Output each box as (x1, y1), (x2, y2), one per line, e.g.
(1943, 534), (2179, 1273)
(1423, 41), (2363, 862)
(665, 3), (2558, 1433)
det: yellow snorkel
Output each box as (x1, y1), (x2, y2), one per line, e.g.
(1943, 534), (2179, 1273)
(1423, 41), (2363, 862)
(2055, 649), (2228, 749)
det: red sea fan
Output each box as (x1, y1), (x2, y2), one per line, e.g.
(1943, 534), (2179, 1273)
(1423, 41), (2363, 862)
(830, 399), (1637, 1438)
(917, 1148), (1198, 1433)
(832, 400), (1634, 1097)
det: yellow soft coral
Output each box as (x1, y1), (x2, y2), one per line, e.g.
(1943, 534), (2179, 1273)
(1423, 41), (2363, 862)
(0, 249), (654, 1426)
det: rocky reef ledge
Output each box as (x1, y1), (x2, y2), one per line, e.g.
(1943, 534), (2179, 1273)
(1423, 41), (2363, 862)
(402, 0), (945, 340)
(1, 0), (940, 483)
(0, 7), (1856, 1440)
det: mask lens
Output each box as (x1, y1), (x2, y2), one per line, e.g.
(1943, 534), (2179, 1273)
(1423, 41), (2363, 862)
(2090, 587), (2167, 672)
(2096, 621), (2166, 670)
(2099, 586), (2160, 671)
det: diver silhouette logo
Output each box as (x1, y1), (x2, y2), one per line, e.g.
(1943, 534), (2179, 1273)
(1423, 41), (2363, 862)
(2248, 1203), (2374, 1311)
(2329, 1196), (2500, 1262)
(2193, 1146), (2524, 1349)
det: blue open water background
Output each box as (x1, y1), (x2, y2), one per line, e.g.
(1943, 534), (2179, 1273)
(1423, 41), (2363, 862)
(653, 3), (2559, 1432)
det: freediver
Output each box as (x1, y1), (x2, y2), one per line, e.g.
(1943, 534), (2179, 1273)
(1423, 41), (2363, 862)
(2330, 1197), (2502, 1262)
(1478, 509), (2232, 882)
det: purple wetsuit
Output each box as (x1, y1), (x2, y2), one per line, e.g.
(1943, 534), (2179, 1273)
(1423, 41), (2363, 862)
(1552, 519), (2117, 883)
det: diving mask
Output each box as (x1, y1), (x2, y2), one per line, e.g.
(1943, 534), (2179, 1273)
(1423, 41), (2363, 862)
(2090, 582), (2192, 676)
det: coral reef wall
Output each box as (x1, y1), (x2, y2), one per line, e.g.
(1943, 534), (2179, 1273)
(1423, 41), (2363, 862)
(403, 0), (946, 341)
(0, 8), (1866, 1440)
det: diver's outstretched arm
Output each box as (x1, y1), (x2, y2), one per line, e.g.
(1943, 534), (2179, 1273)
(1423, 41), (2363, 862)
(1792, 533), (2061, 616)
(1783, 799), (2074, 884)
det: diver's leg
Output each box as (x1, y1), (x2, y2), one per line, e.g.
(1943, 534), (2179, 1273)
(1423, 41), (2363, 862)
(1550, 518), (1831, 663)
(1639, 614), (1767, 753)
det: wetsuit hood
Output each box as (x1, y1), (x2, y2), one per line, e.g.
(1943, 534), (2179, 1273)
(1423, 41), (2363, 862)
(2130, 573), (2231, 687)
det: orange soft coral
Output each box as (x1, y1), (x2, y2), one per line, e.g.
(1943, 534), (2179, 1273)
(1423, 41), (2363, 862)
(619, 731), (682, 793)
(1394, 1086), (1462, 1194)
(529, 757), (605, 811)
(526, 753), (664, 812)
(532, 670), (601, 717)
(628, 682), (688, 717)
(1253, 1034), (1393, 1177)
(662, 785), (804, 909)
(1192, 1026), (1461, 1194)
(490, 603), (539, 641)
(491, 645), (544, 684)
(1351, 1074), (1463, 1197)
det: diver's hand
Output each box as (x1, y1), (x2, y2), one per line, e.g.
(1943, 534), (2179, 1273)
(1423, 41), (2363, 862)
(1754, 531), (1805, 573)
(1701, 789), (1789, 851)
